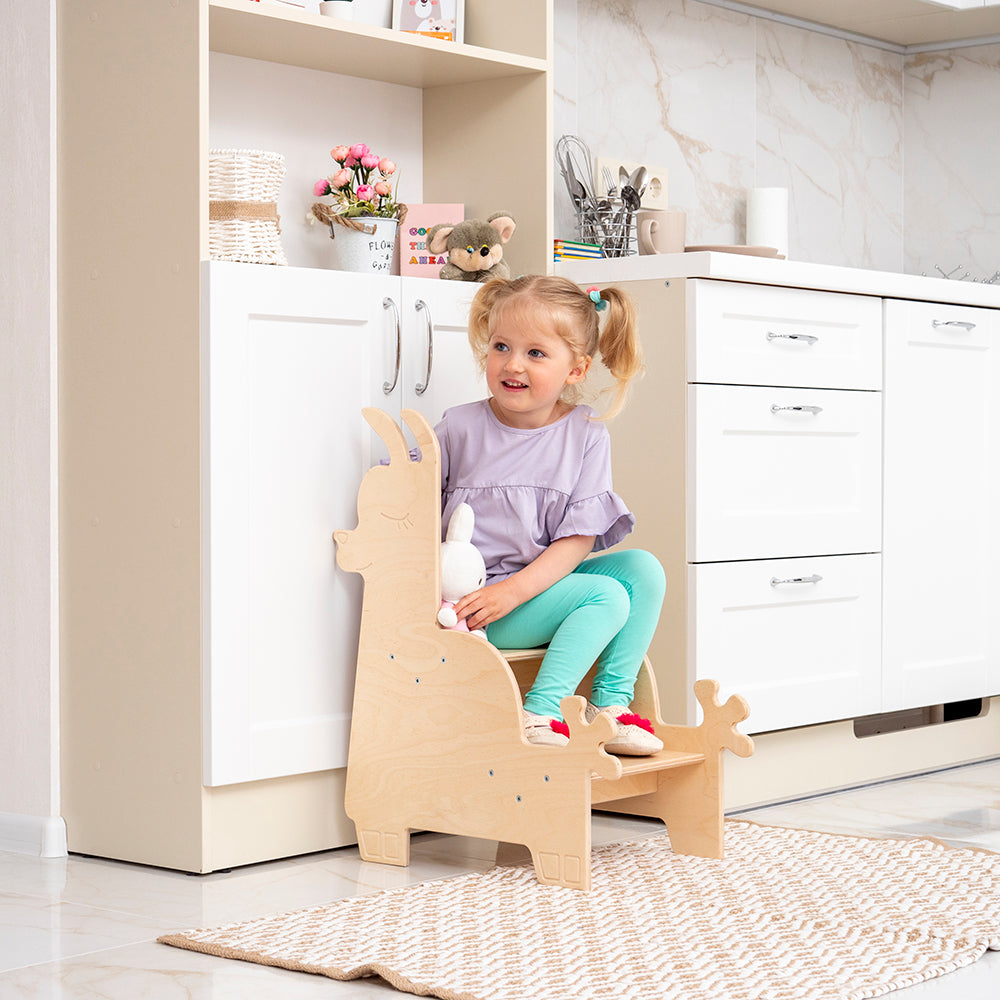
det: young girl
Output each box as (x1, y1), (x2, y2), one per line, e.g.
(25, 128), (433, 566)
(436, 275), (666, 755)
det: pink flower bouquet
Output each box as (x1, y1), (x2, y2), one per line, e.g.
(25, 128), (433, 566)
(313, 143), (402, 220)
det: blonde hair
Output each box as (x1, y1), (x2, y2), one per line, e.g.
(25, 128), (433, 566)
(467, 275), (643, 419)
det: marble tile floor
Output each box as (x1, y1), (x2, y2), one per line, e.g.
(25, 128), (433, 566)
(1, 759), (998, 998)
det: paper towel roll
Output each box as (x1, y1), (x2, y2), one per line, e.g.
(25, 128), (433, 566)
(746, 187), (788, 258)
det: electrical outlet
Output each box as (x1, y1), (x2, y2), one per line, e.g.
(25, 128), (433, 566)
(594, 158), (669, 210)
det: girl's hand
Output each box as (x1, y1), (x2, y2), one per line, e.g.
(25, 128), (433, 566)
(452, 535), (597, 632)
(453, 579), (523, 632)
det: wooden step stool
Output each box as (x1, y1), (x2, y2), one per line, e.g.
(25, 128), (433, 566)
(334, 408), (754, 890)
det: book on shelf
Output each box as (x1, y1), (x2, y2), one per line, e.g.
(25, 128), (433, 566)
(553, 238), (604, 260)
(554, 239), (603, 252)
(399, 203), (465, 277)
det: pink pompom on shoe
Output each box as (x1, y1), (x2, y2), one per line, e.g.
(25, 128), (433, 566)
(584, 702), (663, 756)
(615, 712), (656, 735)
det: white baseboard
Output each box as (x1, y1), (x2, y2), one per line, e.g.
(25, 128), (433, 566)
(0, 812), (68, 857)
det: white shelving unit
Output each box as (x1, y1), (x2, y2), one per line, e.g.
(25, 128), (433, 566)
(58, 0), (551, 873)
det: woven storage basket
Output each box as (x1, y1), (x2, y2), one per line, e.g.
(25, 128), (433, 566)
(209, 148), (287, 265)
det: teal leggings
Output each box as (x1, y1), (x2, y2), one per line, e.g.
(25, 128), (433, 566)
(485, 549), (666, 719)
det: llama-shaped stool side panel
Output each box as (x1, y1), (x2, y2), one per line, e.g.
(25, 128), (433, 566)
(334, 408), (621, 890)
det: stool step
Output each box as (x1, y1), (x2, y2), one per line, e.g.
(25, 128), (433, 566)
(590, 749), (705, 805)
(618, 750), (705, 775)
(605, 749), (706, 779)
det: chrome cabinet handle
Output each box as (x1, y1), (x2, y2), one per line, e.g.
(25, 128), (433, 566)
(770, 574), (823, 587)
(414, 298), (433, 396)
(767, 330), (818, 345)
(381, 297), (401, 394)
(770, 404), (823, 415)
(932, 319), (976, 331)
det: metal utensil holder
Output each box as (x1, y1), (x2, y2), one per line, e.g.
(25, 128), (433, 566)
(575, 198), (636, 258)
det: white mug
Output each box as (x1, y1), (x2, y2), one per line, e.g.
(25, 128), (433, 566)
(637, 208), (686, 255)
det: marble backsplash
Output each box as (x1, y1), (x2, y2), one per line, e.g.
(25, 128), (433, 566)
(903, 43), (1000, 282)
(556, 0), (999, 279)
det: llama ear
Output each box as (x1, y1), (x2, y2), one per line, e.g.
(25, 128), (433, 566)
(363, 407), (409, 465)
(401, 408), (440, 465)
(445, 502), (475, 543)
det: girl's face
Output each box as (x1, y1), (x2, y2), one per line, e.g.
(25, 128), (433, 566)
(485, 309), (590, 429)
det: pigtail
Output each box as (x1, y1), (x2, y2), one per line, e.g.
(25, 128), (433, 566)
(594, 286), (643, 419)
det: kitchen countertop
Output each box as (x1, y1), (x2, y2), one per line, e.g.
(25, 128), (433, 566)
(554, 252), (1000, 309)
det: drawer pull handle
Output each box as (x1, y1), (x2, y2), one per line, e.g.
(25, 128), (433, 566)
(381, 297), (401, 395)
(767, 331), (818, 345)
(770, 574), (823, 587)
(932, 319), (976, 331)
(770, 404), (823, 415)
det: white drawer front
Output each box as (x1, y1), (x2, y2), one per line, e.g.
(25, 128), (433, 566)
(688, 279), (882, 390)
(689, 384), (882, 562)
(690, 554), (882, 733)
(883, 298), (995, 352)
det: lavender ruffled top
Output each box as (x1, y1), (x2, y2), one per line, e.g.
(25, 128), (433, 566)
(436, 400), (635, 583)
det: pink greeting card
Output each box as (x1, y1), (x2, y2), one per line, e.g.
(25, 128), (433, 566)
(399, 203), (464, 278)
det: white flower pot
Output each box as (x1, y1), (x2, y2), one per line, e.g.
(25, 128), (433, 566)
(329, 217), (398, 274)
(318, 1), (354, 21)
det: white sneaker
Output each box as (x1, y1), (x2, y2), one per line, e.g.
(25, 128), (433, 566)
(584, 702), (663, 756)
(522, 709), (570, 747)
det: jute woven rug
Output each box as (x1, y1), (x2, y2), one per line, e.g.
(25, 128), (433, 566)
(159, 821), (1000, 1000)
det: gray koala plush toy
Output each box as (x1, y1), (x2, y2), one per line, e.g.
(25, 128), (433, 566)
(426, 212), (516, 282)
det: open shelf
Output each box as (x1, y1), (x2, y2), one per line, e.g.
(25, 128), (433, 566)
(209, 0), (547, 88)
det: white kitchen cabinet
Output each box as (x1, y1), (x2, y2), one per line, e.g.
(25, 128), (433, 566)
(690, 554), (882, 733)
(687, 383), (882, 563)
(591, 278), (884, 732)
(557, 258), (1000, 802)
(683, 283), (883, 731)
(203, 262), (483, 787)
(59, 1), (551, 870)
(882, 299), (1000, 713)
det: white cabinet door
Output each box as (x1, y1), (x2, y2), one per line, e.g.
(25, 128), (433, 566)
(690, 554), (882, 733)
(688, 383), (882, 562)
(882, 299), (1000, 712)
(397, 277), (485, 425)
(204, 265), (484, 787)
(204, 262), (390, 787)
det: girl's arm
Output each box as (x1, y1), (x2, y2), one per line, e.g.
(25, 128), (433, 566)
(454, 534), (596, 632)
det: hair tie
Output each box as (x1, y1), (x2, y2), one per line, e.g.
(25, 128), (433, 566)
(586, 286), (607, 312)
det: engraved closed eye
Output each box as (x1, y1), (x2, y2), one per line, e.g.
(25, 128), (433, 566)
(379, 511), (414, 530)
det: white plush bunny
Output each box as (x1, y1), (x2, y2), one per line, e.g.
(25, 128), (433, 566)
(437, 502), (487, 638)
